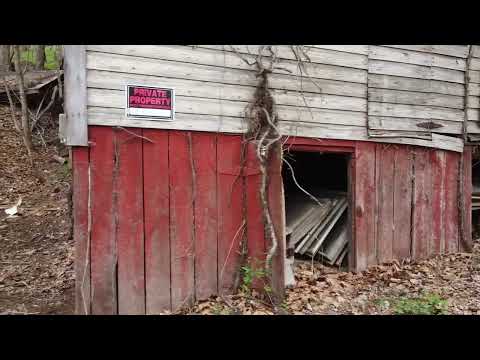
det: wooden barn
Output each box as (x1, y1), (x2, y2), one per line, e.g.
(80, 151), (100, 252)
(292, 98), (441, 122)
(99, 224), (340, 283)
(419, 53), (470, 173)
(61, 45), (480, 315)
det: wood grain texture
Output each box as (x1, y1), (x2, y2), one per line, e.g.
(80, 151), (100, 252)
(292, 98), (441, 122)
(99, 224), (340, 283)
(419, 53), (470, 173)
(354, 141), (377, 270)
(245, 142), (266, 290)
(430, 150), (447, 255)
(411, 147), (433, 260)
(375, 145), (395, 263)
(89, 126), (117, 314)
(461, 146), (472, 252)
(392, 146), (413, 259)
(143, 129), (171, 313)
(217, 135), (244, 295)
(192, 132), (218, 300)
(444, 151), (460, 253)
(115, 127), (145, 315)
(268, 145), (286, 301)
(169, 131), (195, 310)
(73, 147), (90, 315)
(64, 45), (88, 146)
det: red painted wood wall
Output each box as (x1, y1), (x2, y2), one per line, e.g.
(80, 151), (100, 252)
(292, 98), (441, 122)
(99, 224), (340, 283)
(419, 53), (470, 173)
(73, 127), (472, 314)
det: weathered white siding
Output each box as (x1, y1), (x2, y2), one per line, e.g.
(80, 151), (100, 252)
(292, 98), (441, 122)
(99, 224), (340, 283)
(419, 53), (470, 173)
(366, 45), (468, 141)
(79, 45), (469, 152)
(467, 45), (480, 136)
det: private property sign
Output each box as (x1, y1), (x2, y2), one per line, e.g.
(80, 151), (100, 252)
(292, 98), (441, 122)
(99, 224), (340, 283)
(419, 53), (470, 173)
(126, 85), (175, 120)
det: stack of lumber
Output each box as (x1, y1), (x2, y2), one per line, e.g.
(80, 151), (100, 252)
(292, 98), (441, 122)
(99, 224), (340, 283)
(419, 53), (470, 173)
(285, 190), (348, 266)
(473, 184), (480, 211)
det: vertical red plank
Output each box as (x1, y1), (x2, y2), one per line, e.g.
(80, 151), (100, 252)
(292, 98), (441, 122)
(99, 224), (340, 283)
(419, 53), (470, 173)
(393, 146), (413, 260)
(89, 126), (117, 314)
(115, 128), (145, 315)
(430, 150), (446, 256)
(217, 135), (244, 295)
(376, 145), (395, 264)
(73, 147), (90, 315)
(412, 147), (433, 260)
(245, 142), (266, 290)
(193, 132), (218, 300)
(143, 129), (171, 313)
(461, 146), (473, 252)
(354, 141), (376, 271)
(268, 144), (286, 301)
(444, 151), (460, 253)
(169, 131), (194, 310)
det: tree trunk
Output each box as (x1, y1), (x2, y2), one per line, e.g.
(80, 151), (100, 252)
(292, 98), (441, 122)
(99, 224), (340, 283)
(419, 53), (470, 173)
(13, 45), (34, 161)
(35, 45), (45, 70)
(0, 45), (10, 74)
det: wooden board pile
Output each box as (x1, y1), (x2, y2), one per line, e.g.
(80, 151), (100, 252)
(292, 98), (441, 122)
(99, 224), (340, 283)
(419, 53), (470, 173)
(285, 191), (348, 266)
(473, 184), (480, 211)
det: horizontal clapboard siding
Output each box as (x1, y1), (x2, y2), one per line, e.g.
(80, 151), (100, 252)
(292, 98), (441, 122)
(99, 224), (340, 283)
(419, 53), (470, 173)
(367, 45), (468, 139)
(467, 45), (480, 134)
(83, 45), (467, 150)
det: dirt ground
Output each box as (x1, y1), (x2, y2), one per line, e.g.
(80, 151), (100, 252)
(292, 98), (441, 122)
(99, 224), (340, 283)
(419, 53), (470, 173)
(1, 104), (479, 315)
(0, 106), (74, 315)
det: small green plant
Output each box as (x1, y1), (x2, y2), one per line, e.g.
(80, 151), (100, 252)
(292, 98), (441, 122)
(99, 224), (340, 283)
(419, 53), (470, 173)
(240, 258), (268, 295)
(390, 293), (448, 315)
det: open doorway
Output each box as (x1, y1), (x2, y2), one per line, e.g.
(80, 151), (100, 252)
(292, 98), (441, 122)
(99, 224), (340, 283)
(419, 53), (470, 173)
(282, 149), (351, 287)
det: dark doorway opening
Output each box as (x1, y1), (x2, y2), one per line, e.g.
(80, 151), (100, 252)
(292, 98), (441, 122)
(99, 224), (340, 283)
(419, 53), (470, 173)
(282, 150), (351, 286)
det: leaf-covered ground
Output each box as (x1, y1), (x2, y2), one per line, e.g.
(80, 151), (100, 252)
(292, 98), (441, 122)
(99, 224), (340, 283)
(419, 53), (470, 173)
(0, 106), (74, 315)
(182, 243), (480, 315)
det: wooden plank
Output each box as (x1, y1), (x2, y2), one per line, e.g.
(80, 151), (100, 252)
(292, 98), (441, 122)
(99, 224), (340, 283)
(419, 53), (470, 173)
(383, 45), (469, 58)
(369, 60), (465, 84)
(430, 150), (447, 255)
(472, 46), (480, 58)
(73, 147), (90, 315)
(368, 74), (465, 96)
(309, 45), (369, 55)
(393, 146), (413, 260)
(245, 142), (266, 291)
(369, 46), (466, 71)
(411, 147), (433, 260)
(467, 96), (480, 109)
(87, 45), (367, 84)
(267, 145), (286, 302)
(444, 151), (460, 253)
(89, 126), (117, 314)
(375, 145), (395, 263)
(368, 102), (464, 122)
(354, 141), (376, 270)
(115, 127), (145, 315)
(368, 116), (462, 134)
(143, 129), (171, 313)
(64, 45), (88, 146)
(87, 53), (367, 98)
(88, 107), (247, 134)
(470, 57), (480, 71)
(469, 70), (480, 83)
(88, 72), (367, 112)
(280, 122), (464, 153)
(200, 45), (368, 69)
(87, 88), (367, 126)
(217, 135), (244, 294)
(461, 146), (472, 252)
(169, 131), (195, 310)
(468, 82), (480, 96)
(368, 88), (464, 109)
(192, 132), (218, 300)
